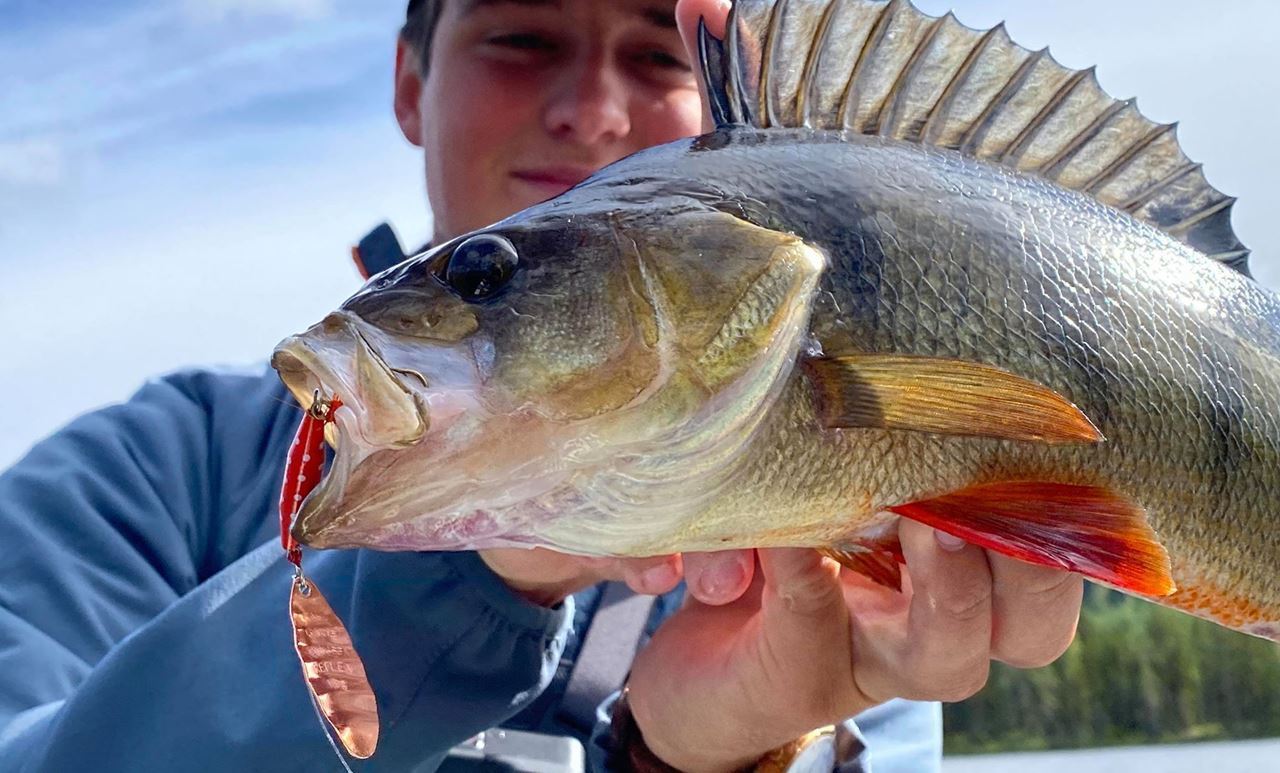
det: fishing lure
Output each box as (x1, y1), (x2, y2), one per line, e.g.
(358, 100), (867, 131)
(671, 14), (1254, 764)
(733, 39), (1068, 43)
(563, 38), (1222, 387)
(279, 393), (379, 760)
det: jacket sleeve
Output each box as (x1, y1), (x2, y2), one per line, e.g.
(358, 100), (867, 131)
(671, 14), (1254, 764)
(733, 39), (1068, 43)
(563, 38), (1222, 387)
(0, 367), (572, 772)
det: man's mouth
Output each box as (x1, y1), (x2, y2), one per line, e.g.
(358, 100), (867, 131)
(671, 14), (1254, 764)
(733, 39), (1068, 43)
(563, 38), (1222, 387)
(510, 166), (596, 198)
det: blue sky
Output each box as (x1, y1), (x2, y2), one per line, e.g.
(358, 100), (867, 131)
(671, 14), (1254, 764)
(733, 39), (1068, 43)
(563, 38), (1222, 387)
(2, 0), (1279, 467)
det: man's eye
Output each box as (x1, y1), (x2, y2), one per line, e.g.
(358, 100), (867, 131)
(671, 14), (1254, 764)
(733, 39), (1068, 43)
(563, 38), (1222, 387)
(487, 33), (556, 51)
(636, 49), (689, 71)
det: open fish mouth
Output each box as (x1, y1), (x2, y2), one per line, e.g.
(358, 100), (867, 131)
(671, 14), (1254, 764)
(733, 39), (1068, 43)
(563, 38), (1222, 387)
(270, 310), (484, 547)
(273, 310), (429, 450)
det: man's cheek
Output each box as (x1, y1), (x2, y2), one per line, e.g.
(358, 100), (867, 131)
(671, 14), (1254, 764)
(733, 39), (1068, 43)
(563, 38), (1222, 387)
(630, 89), (704, 149)
(450, 60), (548, 119)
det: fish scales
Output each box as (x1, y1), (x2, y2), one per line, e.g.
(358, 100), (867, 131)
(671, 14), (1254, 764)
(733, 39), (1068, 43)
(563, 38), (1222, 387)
(554, 130), (1280, 626)
(273, 0), (1278, 640)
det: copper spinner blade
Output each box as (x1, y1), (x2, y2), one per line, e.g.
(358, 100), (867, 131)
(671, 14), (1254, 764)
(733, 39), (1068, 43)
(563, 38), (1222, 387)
(290, 578), (380, 759)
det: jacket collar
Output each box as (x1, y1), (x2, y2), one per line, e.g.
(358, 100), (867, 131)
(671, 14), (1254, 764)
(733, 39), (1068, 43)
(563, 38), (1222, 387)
(352, 222), (429, 279)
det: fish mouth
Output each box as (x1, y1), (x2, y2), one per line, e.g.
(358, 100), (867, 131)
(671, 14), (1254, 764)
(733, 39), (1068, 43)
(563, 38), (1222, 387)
(273, 310), (429, 448)
(270, 310), (483, 547)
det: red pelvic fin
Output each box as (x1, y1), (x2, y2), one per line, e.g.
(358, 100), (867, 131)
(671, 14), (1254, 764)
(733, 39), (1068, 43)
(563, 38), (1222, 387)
(889, 481), (1175, 597)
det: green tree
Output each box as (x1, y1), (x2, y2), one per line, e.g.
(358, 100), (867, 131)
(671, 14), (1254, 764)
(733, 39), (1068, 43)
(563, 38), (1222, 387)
(944, 585), (1280, 754)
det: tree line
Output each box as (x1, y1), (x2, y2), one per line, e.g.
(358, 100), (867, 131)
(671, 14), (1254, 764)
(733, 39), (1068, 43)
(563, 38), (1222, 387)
(944, 584), (1280, 754)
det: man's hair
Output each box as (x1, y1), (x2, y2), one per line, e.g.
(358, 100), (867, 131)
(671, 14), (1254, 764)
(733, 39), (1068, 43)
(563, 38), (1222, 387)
(402, 0), (445, 74)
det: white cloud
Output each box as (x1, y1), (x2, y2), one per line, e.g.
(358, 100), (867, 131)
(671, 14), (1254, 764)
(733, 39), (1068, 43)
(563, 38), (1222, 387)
(0, 110), (429, 469)
(0, 139), (65, 186)
(183, 0), (336, 24)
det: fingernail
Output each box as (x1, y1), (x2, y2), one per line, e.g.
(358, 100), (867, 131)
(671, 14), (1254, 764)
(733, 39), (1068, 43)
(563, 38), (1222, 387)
(640, 562), (677, 590)
(698, 559), (744, 601)
(934, 529), (967, 552)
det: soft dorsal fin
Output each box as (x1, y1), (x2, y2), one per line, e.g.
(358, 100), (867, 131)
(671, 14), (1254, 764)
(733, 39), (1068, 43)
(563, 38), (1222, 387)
(698, 0), (1250, 275)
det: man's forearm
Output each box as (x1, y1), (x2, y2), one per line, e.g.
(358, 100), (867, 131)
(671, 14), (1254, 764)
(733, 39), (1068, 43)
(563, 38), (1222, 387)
(1, 545), (572, 771)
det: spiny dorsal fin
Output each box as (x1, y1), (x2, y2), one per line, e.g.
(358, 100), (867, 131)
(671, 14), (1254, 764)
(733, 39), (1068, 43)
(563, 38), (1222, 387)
(698, 0), (1250, 275)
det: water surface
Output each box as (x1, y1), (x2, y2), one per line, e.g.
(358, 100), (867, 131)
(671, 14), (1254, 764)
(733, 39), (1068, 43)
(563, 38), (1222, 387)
(942, 738), (1280, 772)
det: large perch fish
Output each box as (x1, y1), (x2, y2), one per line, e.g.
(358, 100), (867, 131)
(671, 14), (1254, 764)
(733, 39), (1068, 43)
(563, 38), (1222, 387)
(273, 0), (1278, 641)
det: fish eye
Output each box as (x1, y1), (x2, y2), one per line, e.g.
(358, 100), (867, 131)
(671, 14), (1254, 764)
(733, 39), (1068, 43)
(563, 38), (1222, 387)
(444, 234), (520, 301)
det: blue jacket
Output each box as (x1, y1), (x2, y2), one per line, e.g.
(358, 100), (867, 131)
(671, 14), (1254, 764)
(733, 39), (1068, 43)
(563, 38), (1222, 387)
(0, 364), (941, 771)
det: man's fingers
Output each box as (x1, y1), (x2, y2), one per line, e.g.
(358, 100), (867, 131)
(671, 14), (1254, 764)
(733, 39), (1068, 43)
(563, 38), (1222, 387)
(675, 0), (731, 133)
(758, 548), (847, 619)
(675, 0), (730, 48)
(862, 521), (994, 703)
(757, 548), (861, 723)
(620, 554), (684, 595)
(684, 550), (756, 605)
(988, 553), (1082, 668)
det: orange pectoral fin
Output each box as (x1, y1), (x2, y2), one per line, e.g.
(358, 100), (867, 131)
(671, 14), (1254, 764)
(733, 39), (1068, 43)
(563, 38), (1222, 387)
(802, 354), (1103, 443)
(889, 481), (1175, 597)
(821, 535), (904, 592)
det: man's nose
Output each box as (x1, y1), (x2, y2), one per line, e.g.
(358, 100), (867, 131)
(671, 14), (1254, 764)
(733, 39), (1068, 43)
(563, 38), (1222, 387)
(543, 55), (631, 146)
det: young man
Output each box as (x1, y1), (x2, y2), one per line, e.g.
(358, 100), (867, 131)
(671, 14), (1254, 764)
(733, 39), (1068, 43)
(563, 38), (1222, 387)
(0, 1), (1082, 771)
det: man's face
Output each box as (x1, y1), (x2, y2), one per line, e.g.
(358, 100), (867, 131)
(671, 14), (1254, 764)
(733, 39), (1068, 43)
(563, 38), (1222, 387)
(398, 0), (702, 242)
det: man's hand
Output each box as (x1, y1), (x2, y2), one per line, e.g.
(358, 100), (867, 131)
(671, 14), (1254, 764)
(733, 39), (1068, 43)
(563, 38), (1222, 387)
(676, 0), (731, 134)
(627, 522), (1083, 773)
(479, 549), (683, 607)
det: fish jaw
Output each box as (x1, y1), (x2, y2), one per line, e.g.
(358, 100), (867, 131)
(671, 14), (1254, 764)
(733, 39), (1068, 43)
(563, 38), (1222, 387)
(270, 310), (488, 548)
(273, 311), (428, 447)
(287, 409), (578, 551)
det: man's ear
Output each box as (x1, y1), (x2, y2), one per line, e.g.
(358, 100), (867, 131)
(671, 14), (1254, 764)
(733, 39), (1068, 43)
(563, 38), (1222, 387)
(394, 37), (425, 147)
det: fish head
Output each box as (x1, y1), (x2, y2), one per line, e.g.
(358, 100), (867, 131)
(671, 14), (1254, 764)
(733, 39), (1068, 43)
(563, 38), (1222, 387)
(272, 198), (825, 553)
